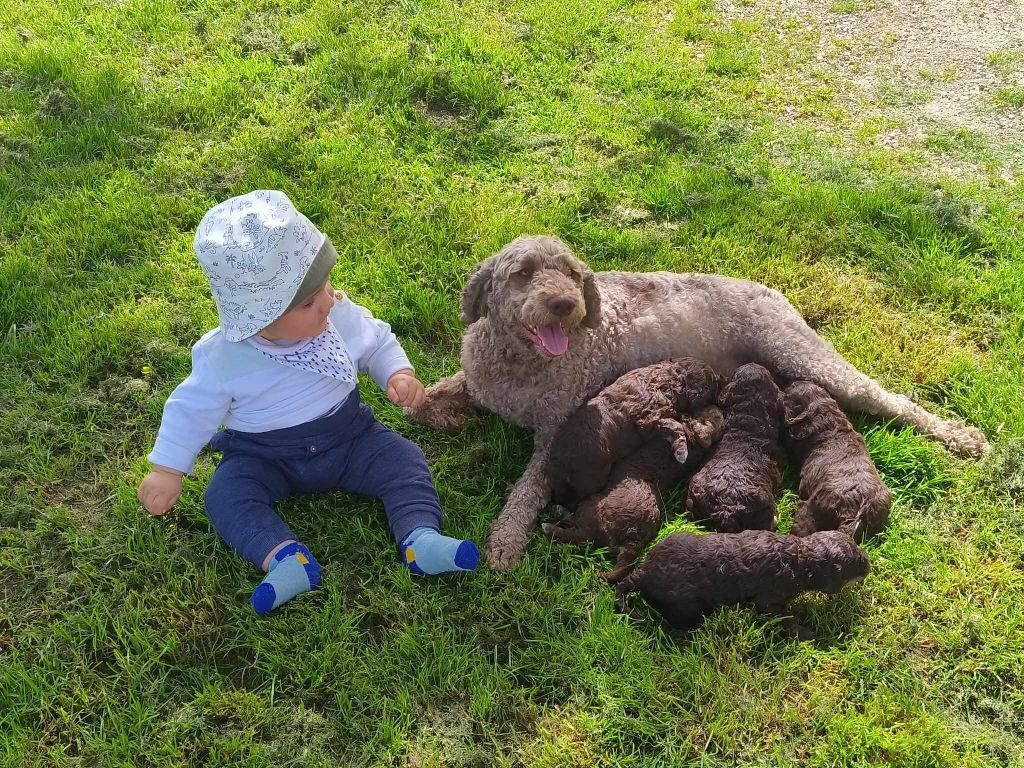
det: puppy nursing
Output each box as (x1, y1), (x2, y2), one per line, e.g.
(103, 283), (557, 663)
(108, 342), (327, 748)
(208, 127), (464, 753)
(545, 360), (890, 641)
(782, 381), (892, 542)
(543, 405), (724, 583)
(547, 358), (722, 503)
(686, 363), (785, 533)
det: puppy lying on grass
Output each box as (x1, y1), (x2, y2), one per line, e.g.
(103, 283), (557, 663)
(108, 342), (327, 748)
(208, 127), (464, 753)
(547, 357), (722, 503)
(686, 363), (785, 533)
(542, 405), (724, 584)
(615, 529), (870, 640)
(783, 380), (891, 542)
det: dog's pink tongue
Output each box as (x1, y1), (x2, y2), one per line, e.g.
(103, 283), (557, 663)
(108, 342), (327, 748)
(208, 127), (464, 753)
(536, 324), (569, 356)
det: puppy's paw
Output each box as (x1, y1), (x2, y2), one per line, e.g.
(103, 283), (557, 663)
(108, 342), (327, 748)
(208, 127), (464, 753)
(673, 443), (689, 465)
(779, 617), (816, 642)
(550, 504), (570, 520)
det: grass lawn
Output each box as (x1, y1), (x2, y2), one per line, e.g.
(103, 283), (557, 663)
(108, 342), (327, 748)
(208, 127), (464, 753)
(2, 0), (1023, 765)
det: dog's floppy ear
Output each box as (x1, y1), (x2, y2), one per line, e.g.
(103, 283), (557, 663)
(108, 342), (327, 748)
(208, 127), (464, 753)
(582, 268), (602, 329)
(460, 256), (496, 325)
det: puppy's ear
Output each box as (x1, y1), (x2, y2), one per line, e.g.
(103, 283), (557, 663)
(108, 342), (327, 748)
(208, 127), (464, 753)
(460, 256), (496, 325)
(689, 406), (725, 448)
(783, 406), (814, 442)
(582, 268), (602, 329)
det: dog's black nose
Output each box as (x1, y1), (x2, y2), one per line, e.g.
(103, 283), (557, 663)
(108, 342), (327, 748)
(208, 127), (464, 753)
(547, 297), (576, 317)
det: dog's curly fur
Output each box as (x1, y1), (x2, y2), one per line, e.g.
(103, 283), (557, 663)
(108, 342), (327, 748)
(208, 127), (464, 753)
(405, 235), (990, 570)
(615, 529), (870, 639)
(685, 363), (785, 533)
(783, 380), (892, 541)
(547, 358), (722, 504)
(542, 405), (724, 583)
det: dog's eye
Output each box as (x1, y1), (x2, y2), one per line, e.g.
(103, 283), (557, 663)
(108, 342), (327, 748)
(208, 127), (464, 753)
(517, 268), (533, 279)
(569, 269), (580, 280)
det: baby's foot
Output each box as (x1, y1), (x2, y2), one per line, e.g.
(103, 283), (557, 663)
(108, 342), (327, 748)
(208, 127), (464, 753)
(250, 542), (322, 615)
(401, 527), (479, 576)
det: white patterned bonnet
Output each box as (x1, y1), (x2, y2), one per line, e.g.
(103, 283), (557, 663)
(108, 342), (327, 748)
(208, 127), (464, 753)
(194, 190), (327, 342)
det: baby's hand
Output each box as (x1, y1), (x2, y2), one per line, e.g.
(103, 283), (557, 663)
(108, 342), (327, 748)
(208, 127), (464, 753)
(138, 466), (184, 515)
(387, 370), (426, 408)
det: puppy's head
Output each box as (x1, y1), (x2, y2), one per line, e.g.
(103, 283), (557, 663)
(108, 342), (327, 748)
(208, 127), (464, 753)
(783, 380), (849, 448)
(804, 530), (871, 593)
(720, 363), (784, 426)
(460, 236), (602, 358)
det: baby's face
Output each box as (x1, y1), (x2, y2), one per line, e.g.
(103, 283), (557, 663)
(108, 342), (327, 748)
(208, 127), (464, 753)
(259, 279), (336, 341)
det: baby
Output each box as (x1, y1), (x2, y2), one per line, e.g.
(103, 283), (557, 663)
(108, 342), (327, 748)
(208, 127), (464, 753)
(138, 190), (479, 614)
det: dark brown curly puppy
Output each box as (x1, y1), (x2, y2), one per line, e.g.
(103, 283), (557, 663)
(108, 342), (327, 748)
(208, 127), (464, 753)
(783, 380), (892, 542)
(542, 406), (724, 583)
(547, 357), (722, 503)
(686, 363), (785, 533)
(615, 529), (870, 640)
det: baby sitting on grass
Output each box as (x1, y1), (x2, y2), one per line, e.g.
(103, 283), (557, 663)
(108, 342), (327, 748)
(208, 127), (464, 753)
(138, 190), (479, 614)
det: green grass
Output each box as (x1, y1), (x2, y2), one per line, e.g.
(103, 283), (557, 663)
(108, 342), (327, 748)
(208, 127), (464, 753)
(2, 0), (1023, 765)
(992, 86), (1024, 111)
(986, 49), (1024, 80)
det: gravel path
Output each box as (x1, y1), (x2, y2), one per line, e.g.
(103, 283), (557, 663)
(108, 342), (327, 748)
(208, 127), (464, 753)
(720, 0), (1024, 174)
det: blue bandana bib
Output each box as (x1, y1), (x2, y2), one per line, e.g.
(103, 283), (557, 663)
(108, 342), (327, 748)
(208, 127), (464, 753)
(250, 319), (355, 383)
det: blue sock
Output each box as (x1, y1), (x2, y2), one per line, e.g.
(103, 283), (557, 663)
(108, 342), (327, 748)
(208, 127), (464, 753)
(401, 527), (479, 576)
(250, 542), (322, 615)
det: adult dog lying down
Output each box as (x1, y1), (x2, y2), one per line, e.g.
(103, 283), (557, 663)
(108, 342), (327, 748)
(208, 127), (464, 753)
(406, 235), (989, 570)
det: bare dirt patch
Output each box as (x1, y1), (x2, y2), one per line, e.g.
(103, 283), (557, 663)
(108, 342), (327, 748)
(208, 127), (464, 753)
(720, 0), (1024, 177)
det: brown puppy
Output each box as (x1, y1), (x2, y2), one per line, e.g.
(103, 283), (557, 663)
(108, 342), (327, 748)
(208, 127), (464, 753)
(615, 529), (870, 640)
(783, 380), (892, 541)
(686, 363), (785, 533)
(547, 358), (722, 504)
(542, 406), (724, 583)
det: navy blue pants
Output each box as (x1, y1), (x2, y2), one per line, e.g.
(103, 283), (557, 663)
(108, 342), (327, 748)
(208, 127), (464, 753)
(205, 391), (442, 569)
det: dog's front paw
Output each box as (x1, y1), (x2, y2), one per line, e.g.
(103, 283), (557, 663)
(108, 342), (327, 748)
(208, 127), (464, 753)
(403, 400), (468, 432)
(484, 528), (530, 571)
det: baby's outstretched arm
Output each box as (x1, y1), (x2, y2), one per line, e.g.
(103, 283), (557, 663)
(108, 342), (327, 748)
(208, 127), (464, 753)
(138, 465), (184, 515)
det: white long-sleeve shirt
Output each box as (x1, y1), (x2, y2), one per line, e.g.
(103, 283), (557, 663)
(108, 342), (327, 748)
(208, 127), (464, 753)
(148, 294), (412, 475)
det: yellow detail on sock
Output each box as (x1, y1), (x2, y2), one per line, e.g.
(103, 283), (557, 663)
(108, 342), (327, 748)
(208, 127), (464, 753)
(405, 547), (416, 564)
(297, 552), (309, 565)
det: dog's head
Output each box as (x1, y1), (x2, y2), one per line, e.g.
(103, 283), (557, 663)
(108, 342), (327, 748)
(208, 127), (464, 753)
(460, 235), (602, 358)
(802, 530), (871, 593)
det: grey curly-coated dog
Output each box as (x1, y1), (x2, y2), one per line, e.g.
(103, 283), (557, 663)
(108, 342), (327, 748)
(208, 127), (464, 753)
(405, 235), (989, 570)
(542, 405), (724, 584)
(686, 363), (785, 533)
(546, 357), (722, 504)
(783, 380), (892, 541)
(615, 529), (870, 640)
